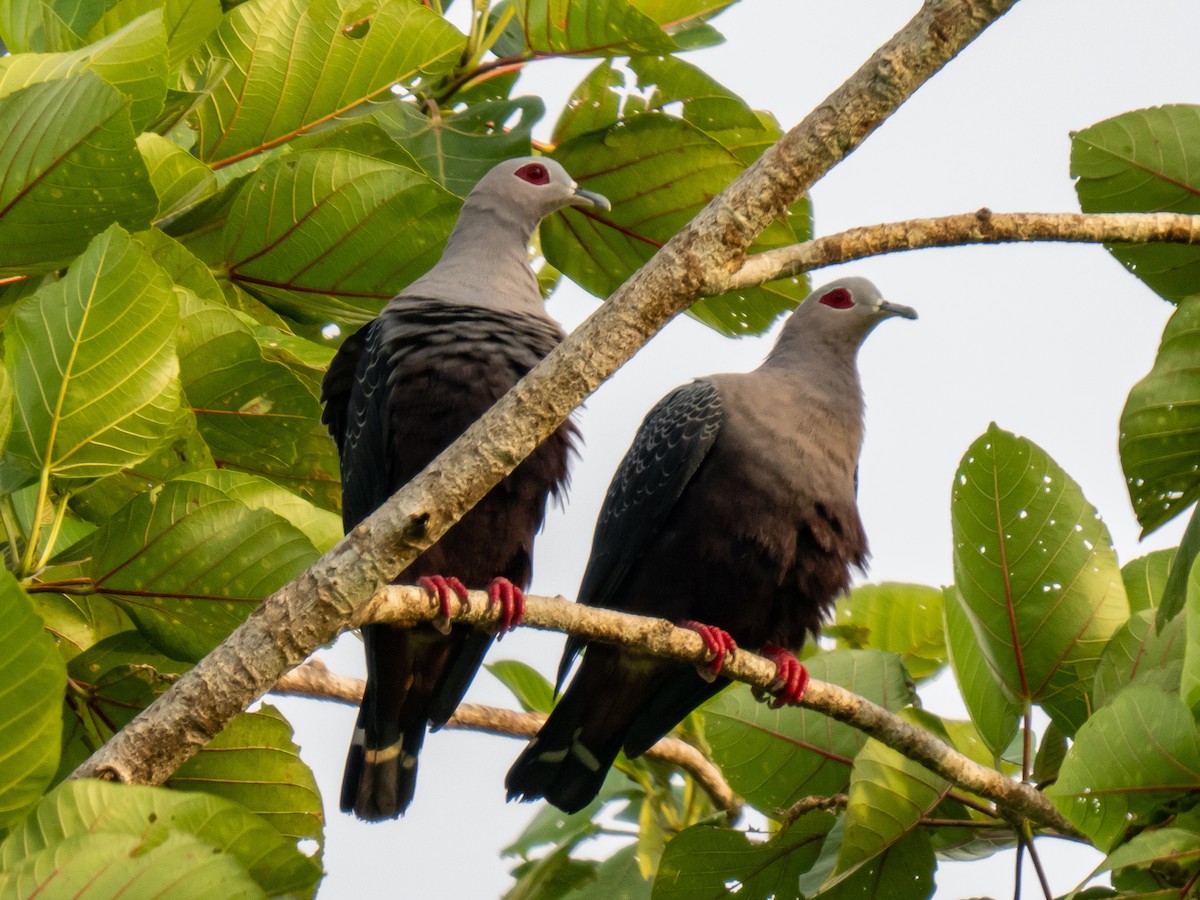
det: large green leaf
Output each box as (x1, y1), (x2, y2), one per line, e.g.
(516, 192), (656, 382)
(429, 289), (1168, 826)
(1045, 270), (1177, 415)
(1072, 105), (1200, 303)
(222, 149), (460, 327)
(83, 0), (222, 71)
(1120, 296), (1200, 536)
(1181, 557), (1200, 715)
(809, 827), (935, 900)
(0, 779), (320, 897)
(137, 132), (218, 220)
(651, 812), (834, 900)
(827, 582), (946, 680)
(1122, 548), (1174, 614)
(176, 289), (340, 510)
(5, 225), (185, 485)
(86, 477), (319, 660)
(0, 11), (167, 131)
(30, 589), (130, 662)
(511, 0), (675, 56)
(1162, 505), (1200, 627)
(190, 0), (465, 167)
(943, 584), (1020, 756)
(704, 649), (914, 811)
(1092, 608), (1183, 709)
(1050, 686), (1200, 851)
(0, 74), (156, 275)
(0, 571), (67, 834)
(547, 113), (807, 336)
(951, 424), (1130, 734)
(169, 705), (323, 860)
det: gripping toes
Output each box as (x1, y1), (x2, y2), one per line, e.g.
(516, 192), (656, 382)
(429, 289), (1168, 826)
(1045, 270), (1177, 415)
(487, 578), (525, 636)
(680, 620), (738, 680)
(420, 575), (469, 634)
(761, 642), (809, 708)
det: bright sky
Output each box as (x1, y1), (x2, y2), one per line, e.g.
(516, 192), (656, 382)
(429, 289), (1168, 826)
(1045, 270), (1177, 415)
(274, 2), (1198, 896)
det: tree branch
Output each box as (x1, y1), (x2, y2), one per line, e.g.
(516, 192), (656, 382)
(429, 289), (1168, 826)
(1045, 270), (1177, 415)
(71, 0), (1020, 790)
(711, 210), (1200, 293)
(271, 659), (743, 820)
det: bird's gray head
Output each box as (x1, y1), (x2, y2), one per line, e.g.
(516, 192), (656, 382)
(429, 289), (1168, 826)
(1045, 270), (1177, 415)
(466, 157), (611, 224)
(767, 276), (916, 365)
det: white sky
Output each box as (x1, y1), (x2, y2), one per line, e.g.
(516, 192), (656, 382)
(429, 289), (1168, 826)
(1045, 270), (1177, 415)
(273, 2), (1199, 896)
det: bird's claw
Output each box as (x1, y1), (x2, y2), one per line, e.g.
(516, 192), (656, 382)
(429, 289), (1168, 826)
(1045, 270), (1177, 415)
(681, 620), (738, 682)
(760, 642), (809, 708)
(488, 577), (526, 638)
(420, 575), (469, 635)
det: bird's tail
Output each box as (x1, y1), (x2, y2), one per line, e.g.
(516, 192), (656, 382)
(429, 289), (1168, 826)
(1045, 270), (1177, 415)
(340, 706), (425, 821)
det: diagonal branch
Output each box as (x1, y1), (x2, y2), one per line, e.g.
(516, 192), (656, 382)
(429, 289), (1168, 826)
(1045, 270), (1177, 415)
(71, 0), (1020, 790)
(712, 209), (1200, 293)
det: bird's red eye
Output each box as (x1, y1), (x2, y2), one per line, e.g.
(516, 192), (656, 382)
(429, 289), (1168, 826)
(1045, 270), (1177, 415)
(515, 163), (550, 185)
(819, 287), (853, 309)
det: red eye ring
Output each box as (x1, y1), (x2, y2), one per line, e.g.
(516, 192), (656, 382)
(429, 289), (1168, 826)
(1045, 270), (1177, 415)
(819, 287), (853, 309)
(515, 163), (550, 185)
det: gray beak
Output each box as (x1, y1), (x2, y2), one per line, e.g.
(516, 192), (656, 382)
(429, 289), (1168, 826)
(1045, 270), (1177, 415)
(879, 300), (918, 320)
(569, 187), (611, 212)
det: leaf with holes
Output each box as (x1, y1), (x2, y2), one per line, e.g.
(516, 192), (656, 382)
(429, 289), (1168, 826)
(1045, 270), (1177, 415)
(5, 225), (185, 485)
(828, 582), (946, 680)
(1072, 105), (1200, 303)
(1049, 686), (1200, 851)
(0, 74), (156, 275)
(222, 149), (460, 328)
(0, 571), (66, 834)
(703, 649), (913, 812)
(651, 812), (834, 900)
(168, 705), (323, 861)
(547, 113), (808, 336)
(1121, 297), (1200, 537)
(86, 478), (319, 661)
(0, 779), (320, 897)
(951, 424), (1130, 734)
(1092, 609), (1183, 709)
(190, 0), (464, 167)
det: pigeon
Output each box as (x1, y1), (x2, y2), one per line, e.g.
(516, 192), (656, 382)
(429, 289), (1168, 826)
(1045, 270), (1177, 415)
(505, 277), (916, 813)
(321, 157), (609, 820)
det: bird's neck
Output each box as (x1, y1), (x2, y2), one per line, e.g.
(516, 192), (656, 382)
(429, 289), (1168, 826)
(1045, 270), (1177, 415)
(757, 341), (866, 431)
(396, 197), (544, 315)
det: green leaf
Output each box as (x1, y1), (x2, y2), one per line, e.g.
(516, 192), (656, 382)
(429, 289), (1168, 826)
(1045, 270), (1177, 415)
(943, 584), (1020, 757)
(168, 705), (324, 862)
(704, 649), (914, 811)
(0, 571), (67, 834)
(1092, 608), (1184, 709)
(0, 74), (156, 275)
(1072, 105), (1200, 303)
(190, 0), (465, 166)
(0, 11), (168, 131)
(0, 779), (320, 897)
(1120, 297), (1200, 537)
(811, 827), (935, 900)
(828, 582), (946, 680)
(373, 97), (544, 197)
(488, 659), (556, 714)
(511, 0), (674, 56)
(569, 844), (651, 900)
(137, 132), (218, 220)
(1162, 504), (1200, 630)
(31, 590), (131, 662)
(86, 478), (319, 660)
(1098, 810), (1200, 885)
(84, 0), (222, 71)
(652, 814), (833, 900)
(6, 225), (185, 485)
(1032, 719), (1067, 789)
(222, 149), (460, 327)
(547, 113), (808, 336)
(1122, 548), (1174, 615)
(1181, 556), (1200, 715)
(951, 424), (1130, 734)
(177, 288), (340, 509)
(1049, 686), (1200, 851)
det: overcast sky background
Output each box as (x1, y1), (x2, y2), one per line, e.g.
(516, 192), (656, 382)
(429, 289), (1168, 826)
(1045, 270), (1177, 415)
(272, 2), (1199, 895)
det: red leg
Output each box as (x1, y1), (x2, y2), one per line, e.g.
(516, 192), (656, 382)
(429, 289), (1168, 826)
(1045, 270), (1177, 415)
(487, 577), (526, 637)
(419, 575), (469, 633)
(761, 642), (809, 708)
(680, 620), (738, 678)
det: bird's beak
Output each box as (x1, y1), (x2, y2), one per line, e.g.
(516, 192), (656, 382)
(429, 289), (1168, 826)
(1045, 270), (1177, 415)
(879, 300), (918, 320)
(568, 186), (611, 212)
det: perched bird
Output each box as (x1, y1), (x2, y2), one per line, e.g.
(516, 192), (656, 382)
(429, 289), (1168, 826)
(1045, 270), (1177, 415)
(321, 157), (609, 820)
(506, 277), (916, 813)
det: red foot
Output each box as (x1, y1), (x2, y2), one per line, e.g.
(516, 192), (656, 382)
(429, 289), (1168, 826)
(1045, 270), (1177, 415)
(488, 577), (526, 638)
(681, 620), (738, 679)
(420, 575), (469, 633)
(761, 642), (809, 708)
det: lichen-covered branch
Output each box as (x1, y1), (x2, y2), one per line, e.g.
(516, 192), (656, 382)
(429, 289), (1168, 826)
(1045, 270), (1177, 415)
(712, 209), (1200, 292)
(71, 0), (1019, 789)
(271, 660), (743, 819)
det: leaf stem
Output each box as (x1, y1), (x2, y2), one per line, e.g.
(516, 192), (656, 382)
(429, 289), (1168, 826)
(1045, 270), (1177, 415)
(18, 465), (51, 577)
(34, 490), (72, 572)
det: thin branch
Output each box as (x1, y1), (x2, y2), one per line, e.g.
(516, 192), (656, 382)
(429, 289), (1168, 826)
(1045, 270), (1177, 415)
(271, 659), (743, 820)
(709, 210), (1200, 293)
(775, 793), (848, 825)
(71, 0), (1020, 795)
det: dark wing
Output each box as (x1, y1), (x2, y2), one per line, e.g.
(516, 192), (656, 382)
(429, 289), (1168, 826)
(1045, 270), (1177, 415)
(557, 379), (724, 691)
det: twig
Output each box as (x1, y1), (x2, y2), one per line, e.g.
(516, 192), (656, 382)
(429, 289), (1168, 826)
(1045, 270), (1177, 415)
(775, 793), (848, 825)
